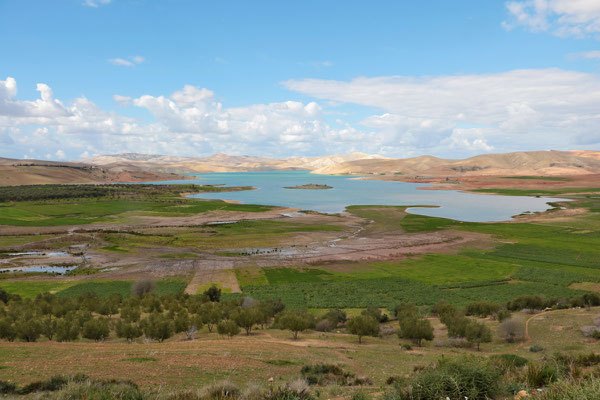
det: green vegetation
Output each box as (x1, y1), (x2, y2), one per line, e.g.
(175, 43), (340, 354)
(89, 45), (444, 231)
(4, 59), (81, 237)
(284, 184), (333, 190)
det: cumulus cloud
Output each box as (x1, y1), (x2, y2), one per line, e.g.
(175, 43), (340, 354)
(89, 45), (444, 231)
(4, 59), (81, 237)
(0, 77), (371, 159)
(284, 68), (600, 153)
(504, 0), (600, 38)
(108, 56), (144, 67)
(3, 68), (600, 160)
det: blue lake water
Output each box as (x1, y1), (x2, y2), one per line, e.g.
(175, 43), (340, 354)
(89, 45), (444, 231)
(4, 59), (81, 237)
(149, 171), (565, 222)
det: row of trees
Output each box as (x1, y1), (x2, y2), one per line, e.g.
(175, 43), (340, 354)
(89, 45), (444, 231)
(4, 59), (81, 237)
(0, 285), (570, 347)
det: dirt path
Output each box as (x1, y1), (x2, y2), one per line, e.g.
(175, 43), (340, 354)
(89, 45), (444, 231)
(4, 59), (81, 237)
(185, 262), (241, 295)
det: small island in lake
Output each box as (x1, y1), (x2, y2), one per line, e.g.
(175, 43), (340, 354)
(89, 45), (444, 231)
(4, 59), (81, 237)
(283, 183), (333, 190)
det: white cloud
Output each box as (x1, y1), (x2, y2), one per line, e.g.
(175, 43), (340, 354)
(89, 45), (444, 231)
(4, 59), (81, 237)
(504, 0), (600, 38)
(284, 68), (600, 153)
(108, 56), (144, 67)
(3, 68), (600, 160)
(0, 77), (371, 159)
(571, 50), (600, 60)
(83, 0), (112, 7)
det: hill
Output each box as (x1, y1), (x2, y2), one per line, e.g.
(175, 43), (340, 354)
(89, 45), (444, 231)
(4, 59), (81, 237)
(312, 150), (600, 176)
(79, 152), (389, 173)
(0, 157), (191, 186)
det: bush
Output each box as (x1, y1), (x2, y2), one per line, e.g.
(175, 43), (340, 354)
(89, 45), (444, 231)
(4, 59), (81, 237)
(465, 301), (501, 317)
(507, 295), (551, 311)
(525, 363), (558, 387)
(536, 378), (600, 400)
(315, 319), (332, 332)
(0, 380), (16, 394)
(265, 379), (313, 400)
(490, 354), (529, 370)
(301, 364), (371, 386)
(202, 380), (240, 399)
(397, 357), (502, 400)
(530, 345), (544, 353)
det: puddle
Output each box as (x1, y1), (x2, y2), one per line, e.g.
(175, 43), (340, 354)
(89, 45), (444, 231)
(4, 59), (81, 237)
(7, 251), (69, 257)
(0, 265), (78, 274)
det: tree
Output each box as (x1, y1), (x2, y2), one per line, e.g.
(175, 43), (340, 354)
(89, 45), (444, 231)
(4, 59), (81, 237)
(40, 315), (57, 341)
(115, 320), (142, 343)
(15, 318), (41, 342)
(277, 310), (315, 340)
(499, 318), (525, 343)
(346, 315), (379, 344)
(141, 313), (174, 342)
(398, 316), (434, 347)
(186, 315), (203, 340)
(0, 318), (16, 341)
(199, 302), (222, 332)
(465, 321), (492, 351)
(173, 311), (190, 333)
(120, 305), (141, 322)
(231, 307), (261, 335)
(204, 285), (222, 302)
(82, 318), (110, 342)
(217, 319), (240, 338)
(55, 318), (80, 342)
(362, 307), (388, 323)
(132, 279), (156, 297)
(0, 288), (9, 304)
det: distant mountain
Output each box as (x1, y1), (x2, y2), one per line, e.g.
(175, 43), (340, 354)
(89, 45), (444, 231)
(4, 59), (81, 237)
(312, 150), (600, 176)
(0, 157), (191, 186)
(79, 152), (389, 173)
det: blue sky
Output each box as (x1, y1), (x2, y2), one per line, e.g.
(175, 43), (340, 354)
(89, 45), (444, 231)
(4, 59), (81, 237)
(1, 0), (600, 160)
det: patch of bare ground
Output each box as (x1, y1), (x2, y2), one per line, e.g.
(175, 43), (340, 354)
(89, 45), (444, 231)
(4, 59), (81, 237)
(185, 265), (241, 295)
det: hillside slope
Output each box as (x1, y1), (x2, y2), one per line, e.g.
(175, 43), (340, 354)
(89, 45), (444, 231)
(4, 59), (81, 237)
(312, 150), (600, 176)
(0, 158), (191, 186)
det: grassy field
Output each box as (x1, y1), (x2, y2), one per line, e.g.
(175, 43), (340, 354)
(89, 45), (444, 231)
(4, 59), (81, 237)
(0, 278), (187, 299)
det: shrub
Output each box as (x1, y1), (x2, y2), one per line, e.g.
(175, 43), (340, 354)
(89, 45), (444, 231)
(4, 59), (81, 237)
(536, 378), (600, 400)
(525, 363), (558, 387)
(322, 309), (347, 326)
(530, 345), (544, 353)
(115, 321), (143, 342)
(0, 380), (16, 394)
(490, 354), (529, 370)
(397, 357), (502, 400)
(507, 295), (550, 311)
(265, 379), (313, 400)
(132, 279), (156, 297)
(315, 319), (332, 332)
(362, 307), (388, 323)
(497, 309), (512, 322)
(202, 380), (240, 399)
(301, 364), (371, 386)
(465, 301), (501, 317)
(347, 315), (379, 344)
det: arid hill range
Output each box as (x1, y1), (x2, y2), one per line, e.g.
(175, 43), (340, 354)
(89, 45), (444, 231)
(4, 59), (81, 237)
(1, 150), (599, 186)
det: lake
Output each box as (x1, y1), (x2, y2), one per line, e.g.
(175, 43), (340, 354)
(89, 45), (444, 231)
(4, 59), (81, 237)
(150, 171), (565, 222)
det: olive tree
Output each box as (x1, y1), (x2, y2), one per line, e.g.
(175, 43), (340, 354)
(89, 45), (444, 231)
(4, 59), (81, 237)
(346, 315), (379, 344)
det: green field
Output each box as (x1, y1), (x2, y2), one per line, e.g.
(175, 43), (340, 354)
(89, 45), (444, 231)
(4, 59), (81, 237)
(0, 278), (187, 299)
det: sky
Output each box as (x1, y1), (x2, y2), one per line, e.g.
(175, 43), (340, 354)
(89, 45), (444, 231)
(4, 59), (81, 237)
(1, 0), (600, 161)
